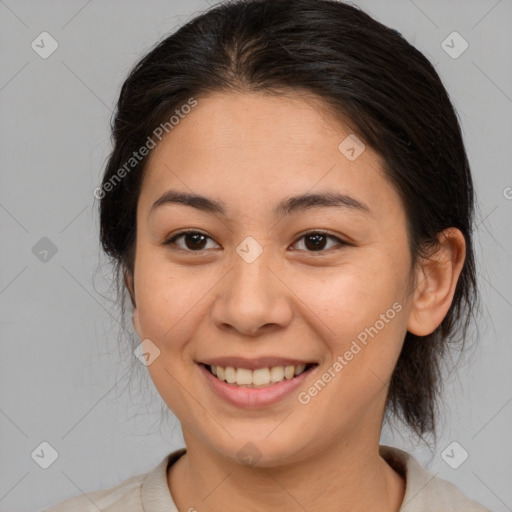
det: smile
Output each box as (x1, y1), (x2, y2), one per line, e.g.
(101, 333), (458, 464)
(197, 360), (318, 408)
(205, 363), (314, 387)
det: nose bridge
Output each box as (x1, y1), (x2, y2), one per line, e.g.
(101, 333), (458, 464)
(212, 241), (292, 335)
(231, 247), (272, 301)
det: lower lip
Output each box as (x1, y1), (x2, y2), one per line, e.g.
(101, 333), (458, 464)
(198, 364), (316, 409)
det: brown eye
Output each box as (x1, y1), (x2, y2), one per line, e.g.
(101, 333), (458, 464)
(163, 230), (346, 254)
(292, 231), (346, 253)
(164, 231), (219, 251)
(304, 233), (328, 251)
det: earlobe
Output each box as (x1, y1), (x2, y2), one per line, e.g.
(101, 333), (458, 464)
(407, 228), (466, 336)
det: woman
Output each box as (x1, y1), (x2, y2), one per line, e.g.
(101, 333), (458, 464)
(44, 0), (491, 510)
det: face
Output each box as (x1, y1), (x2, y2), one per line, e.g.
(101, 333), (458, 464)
(130, 91), (415, 466)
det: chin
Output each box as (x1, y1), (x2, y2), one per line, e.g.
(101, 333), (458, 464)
(206, 430), (315, 469)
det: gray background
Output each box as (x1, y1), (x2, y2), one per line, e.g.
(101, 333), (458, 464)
(0, 0), (511, 510)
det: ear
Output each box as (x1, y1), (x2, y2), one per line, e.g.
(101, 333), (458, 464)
(407, 228), (466, 336)
(132, 308), (142, 339)
(124, 270), (141, 338)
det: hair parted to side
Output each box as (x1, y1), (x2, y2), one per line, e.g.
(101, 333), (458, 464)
(98, 0), (478, 441)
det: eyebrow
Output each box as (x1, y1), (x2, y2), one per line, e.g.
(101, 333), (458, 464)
(149, 189), (370, 218)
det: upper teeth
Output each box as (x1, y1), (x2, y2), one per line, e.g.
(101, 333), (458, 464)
(210, 364), (307, 387)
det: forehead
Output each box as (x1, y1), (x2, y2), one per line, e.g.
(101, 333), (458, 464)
(138, 91), (400, 220)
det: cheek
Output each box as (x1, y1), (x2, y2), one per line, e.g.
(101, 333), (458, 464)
(133, 259), (225, 361)
(298, 258), (408, 339)
(301, 266), (408, 415)
(136, 281), (199, 346)
(132, 250), (192, 343)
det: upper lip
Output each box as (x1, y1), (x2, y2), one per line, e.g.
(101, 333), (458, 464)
(199, 356), (317, 370)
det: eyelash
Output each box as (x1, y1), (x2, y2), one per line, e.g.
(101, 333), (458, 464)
(162, 230), (349, 255)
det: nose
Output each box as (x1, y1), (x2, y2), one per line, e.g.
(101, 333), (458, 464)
(211, 249), (293, 337)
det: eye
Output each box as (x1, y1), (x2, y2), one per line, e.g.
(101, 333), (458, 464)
(162, 230), (347, 253)
(163, 231), (220, 251)
(291, 231), (347, 253)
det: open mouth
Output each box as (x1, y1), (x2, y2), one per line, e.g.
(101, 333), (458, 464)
(200, 362), (318, 388)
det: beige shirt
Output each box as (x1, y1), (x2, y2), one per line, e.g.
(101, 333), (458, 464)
(42, 445), (492, 511)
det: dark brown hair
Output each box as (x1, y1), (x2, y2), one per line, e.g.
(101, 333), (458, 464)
(98, 0), (477, 440)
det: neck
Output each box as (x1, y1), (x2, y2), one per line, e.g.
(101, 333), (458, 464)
(168, 430), (405, 512)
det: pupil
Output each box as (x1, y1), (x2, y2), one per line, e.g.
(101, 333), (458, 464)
(186, 233), (207, 250)
(305, 234), (326, 251)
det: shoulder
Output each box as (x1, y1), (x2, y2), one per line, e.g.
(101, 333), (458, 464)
(41, 449), (185, 512)
(379, 445), (493, 512)
(41, 472), (144, 512)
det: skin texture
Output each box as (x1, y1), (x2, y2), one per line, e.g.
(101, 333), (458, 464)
(127, 91), (466, 511)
